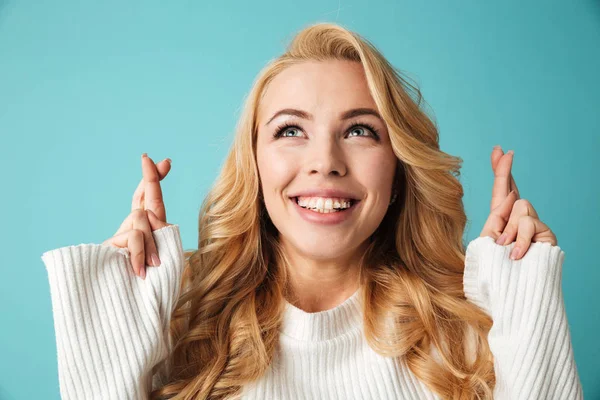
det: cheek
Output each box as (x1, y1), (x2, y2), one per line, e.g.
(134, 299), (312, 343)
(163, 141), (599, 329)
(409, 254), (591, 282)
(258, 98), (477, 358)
(352, 151), (396, 194)
(257, 146), (297, 201)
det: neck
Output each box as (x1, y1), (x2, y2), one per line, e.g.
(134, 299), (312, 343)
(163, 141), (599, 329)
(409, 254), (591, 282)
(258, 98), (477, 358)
(280, 239), (367, 313)
(281, 285), (363, 341)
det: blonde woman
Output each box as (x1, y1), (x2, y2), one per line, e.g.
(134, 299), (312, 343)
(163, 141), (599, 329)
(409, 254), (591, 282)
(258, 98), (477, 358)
(41, 23), (583, 399)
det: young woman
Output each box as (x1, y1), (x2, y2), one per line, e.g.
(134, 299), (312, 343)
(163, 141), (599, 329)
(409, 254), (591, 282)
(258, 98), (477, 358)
(41, 23), (583, 399)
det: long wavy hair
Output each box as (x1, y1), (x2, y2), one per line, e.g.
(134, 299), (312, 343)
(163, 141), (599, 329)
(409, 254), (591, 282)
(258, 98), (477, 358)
(150, 22), (496, 400)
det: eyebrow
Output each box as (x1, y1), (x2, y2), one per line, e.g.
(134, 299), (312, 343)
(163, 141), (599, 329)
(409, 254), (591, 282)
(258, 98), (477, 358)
(264, 107), (384, 126)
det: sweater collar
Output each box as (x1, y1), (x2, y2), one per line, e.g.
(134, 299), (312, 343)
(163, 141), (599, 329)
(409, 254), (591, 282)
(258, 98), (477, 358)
(280, 287), (363, 341)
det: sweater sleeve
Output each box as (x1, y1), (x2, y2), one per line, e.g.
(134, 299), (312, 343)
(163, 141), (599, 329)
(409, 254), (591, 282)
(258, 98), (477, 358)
(40, 224), (185, 400)
(463, 236), (583, 400)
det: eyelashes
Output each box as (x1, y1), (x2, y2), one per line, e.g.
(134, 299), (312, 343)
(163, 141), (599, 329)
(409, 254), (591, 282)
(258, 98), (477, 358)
(272, 120), (381, 141)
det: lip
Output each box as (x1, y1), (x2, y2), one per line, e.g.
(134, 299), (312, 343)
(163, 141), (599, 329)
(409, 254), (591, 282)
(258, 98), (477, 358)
(288, 188), (361, 200)
(290, 196), (361, 225)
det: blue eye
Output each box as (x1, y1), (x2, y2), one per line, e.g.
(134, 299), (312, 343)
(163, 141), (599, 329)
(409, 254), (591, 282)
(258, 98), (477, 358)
(272, 123), (304, 138)
(348, 126), (370, 137)
(347, 123), (380, 139)
(272, 121), (380, 140)
(277, 125), (303, 138)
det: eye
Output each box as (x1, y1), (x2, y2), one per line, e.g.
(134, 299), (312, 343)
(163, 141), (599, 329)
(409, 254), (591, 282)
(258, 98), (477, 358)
(346, 122), (380, 140)
(272, 121), (381, 140)
(347, 125), (371, 138)
(273, 123), (304, 138)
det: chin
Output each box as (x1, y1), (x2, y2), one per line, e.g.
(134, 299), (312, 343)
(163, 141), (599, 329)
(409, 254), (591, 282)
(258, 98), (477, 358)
(283, 232), (361, 261)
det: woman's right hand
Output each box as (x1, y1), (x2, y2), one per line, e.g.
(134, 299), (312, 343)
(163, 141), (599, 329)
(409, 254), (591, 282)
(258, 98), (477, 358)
(102, 153), (173, 279)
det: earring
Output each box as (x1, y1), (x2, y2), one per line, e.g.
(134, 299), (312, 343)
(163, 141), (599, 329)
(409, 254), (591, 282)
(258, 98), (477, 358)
(389, 188), (398, 205)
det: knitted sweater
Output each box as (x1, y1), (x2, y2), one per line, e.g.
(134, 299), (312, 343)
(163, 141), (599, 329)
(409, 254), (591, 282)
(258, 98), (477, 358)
(40, 224), (583, 399)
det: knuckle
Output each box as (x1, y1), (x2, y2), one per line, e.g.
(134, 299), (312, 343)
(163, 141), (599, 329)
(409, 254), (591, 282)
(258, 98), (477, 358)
(134, 251), (145, 265)
(147, 198), (164, 208)
(146, 173), (159, 182)
(514, 198), (531, 209)
(144, 234), (155, 247)
(520, 215), (536, 225)
(132, 208), (146, 219)
(130, 229), (144, 240)
(514, 234), (527, 246)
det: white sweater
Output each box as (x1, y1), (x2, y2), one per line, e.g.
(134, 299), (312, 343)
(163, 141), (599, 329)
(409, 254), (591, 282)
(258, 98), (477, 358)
(41, 224), (583, 399)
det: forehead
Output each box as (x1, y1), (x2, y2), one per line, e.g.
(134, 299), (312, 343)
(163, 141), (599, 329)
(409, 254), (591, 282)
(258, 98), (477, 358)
(258, 60), (377, 123)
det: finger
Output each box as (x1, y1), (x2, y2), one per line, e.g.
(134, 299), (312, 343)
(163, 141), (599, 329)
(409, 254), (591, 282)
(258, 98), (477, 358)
(131, 208), (160, 270)
(510, 219), (556, 260)
(491, 145), (503, 171)
(508, 170), (520, 199)
(494, 198), (540, 246)
(145, 209), (171, 232)
(113, 207), (157, 237)
(132, 158), (171, 210)
(509, 216), (553, 260)
(490, 148), (515, 211)
(509, 176), (520, 199)
(102, 229), (146, 278)
(132, 158), (172, 211)
(492, 147), (521, 199)
(109, 209), (172, 274)
(508, 215), (536, 260)
(479, 190), (518, 240)
(142, 153), (167, 221)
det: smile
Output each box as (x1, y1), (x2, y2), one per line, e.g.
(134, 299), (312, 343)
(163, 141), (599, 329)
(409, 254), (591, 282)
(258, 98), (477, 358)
(290, 196), (360, 225)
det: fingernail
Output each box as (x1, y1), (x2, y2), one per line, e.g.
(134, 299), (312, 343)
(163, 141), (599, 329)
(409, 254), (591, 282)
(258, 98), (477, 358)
(493, 145), (502, 150)
(166, 158), (172, 164)
(507, 150), (514, 155)
(141, 267), (146, 279)
(142, 153), (148, 159)
(510, 246), (521, 260)
(496, 233), (507, 245)
(151, 253), (161, 267)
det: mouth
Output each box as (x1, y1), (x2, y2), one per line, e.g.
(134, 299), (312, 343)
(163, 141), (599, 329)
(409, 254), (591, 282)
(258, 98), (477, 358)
(289, 196), (360, 213)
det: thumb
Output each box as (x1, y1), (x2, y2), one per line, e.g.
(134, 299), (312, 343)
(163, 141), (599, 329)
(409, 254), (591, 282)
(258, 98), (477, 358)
(146, 209), (171, 232)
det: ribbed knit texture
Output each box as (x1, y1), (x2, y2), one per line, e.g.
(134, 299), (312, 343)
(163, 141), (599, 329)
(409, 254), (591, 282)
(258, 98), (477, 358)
(41, 225), (185, 400)
(41, 225), (583, 399)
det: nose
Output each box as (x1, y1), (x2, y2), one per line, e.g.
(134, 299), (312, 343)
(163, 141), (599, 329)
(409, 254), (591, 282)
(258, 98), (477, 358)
(306, 135), (347, 177)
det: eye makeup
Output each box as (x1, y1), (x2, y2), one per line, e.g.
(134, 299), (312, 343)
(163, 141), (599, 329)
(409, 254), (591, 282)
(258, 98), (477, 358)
(272, 120), (381, 141)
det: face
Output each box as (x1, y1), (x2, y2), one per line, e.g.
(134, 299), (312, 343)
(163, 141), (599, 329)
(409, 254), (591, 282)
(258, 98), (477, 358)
(256, 60), (398, 263)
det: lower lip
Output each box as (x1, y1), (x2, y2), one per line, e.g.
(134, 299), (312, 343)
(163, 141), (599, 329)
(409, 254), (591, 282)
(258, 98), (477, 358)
(290, 197), (360, 225)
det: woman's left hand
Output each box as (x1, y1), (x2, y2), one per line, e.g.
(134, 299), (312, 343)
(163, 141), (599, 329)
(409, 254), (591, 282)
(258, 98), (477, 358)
(478, 146), (558, 260)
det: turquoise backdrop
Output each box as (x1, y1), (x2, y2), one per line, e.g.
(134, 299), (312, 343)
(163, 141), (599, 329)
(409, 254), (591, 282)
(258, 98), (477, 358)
(1, 0), (598, 398)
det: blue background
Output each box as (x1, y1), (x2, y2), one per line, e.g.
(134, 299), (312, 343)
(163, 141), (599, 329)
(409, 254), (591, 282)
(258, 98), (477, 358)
(1, 0), (598, 398)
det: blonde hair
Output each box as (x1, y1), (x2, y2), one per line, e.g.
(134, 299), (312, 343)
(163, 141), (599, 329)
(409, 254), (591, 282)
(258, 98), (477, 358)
(150, 22), (496, 400)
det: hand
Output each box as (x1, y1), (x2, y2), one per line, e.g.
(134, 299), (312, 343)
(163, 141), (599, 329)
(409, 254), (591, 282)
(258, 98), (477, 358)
(479, 146), (558, 260)
(102, 153), (173, 279)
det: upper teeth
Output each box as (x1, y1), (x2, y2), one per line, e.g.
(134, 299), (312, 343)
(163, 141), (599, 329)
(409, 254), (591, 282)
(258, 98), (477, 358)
(296, 196), (354, 211)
